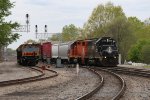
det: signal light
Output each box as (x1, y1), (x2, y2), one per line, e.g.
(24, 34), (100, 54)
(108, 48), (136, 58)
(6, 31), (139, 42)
(35, 25), (38, 33)
(26, 14), (29, 18)
(45, 25), (47, 32)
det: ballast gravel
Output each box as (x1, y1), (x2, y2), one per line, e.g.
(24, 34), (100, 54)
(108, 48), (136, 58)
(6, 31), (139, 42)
(0, 62), (39, 81)
(118, 65), (150, 99)
(88, 69), (121, 100)
(0, 65), (100, 100)
(119, 75), (150, 100)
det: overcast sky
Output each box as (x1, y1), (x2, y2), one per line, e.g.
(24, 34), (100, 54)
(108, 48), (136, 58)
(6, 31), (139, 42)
(7, 0), (150, 49)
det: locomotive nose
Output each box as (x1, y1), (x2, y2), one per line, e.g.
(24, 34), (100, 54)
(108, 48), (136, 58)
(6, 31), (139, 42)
(107, 46), (112, 54)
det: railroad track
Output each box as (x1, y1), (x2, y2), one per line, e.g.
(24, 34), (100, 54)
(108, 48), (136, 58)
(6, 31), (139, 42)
(0, 66), (58, 87)
(101, 66), (150, 77)
(76, 66), (126, 100)
(76, 67), (104, 100)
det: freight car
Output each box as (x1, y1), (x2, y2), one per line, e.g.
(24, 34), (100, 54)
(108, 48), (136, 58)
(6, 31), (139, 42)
(51, 42), (73, 64)
(41, 42), (52, 64)
(16, 43), (41, 66)
(51, 44), (58, 63)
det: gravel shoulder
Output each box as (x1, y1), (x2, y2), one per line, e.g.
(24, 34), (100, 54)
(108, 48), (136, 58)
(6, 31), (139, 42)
(0, 66), (100, 100)
(118, 64), (150, 70)
(120, 75), (150, 100)
(0, 62), (40, 81)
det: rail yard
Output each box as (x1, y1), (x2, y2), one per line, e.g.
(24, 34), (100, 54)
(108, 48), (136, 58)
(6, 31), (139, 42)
(0, 0), (150, 100)
(0, 61), (149, 100)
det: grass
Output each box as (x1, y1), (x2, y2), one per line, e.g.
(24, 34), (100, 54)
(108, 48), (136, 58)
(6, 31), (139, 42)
(144, 65), (150, 68)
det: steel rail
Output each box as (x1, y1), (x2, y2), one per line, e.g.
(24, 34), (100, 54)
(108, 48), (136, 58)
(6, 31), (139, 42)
(101, 67), (150, 78)
(76, 67), (104, 100)
(34, 67), (58, 80)
(0, 67), (58, 87)
(102, 66), (150, 72)
(95, 68), (126, 100)
(0, 67), (44, 86)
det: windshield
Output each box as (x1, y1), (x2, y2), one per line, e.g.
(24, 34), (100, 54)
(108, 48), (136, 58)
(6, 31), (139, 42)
(101, 45), (117, 50)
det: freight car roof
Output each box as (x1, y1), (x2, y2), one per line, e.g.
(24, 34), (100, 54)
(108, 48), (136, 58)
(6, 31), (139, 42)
(52, 41), (75, 46)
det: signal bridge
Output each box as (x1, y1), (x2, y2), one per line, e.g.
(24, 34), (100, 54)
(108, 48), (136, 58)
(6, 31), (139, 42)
(12, 14), (30, 33)
(12, 25), (30, 32)
(35, 25), (61, 39)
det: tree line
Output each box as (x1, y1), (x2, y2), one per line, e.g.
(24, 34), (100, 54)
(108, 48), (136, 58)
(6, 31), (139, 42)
(0, 0), (19, 61)
(50, 2), (150, 64)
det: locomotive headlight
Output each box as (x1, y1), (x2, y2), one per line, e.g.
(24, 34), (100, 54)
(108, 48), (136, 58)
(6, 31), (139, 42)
(107, 46), (112, 53)
(104, 56), (107, 58)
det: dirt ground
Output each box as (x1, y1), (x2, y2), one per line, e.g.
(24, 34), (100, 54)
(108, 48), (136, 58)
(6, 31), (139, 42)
(119, 74), (150, 100)
(0, 63), (100, 100)
(0, 62), (39, 81)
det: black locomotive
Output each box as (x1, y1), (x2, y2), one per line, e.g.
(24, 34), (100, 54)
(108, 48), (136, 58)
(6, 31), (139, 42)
(96, 37), (118, 66)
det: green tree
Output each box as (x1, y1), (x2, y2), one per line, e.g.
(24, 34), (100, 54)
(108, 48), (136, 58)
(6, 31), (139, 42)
(83, 2), (125, 38)
(62, 24), (79, 42)
(0, 0), (20, 61)
(141, 44), (150, 64)
(49, 24), (80, 42)
(144, 18), (150, 25)
(105, 16), (135, 62)
(128, 39), (150, 63)
(128, 45), (141, 62)
(128, 17), (150, 41)
(49, 33), (60, 41)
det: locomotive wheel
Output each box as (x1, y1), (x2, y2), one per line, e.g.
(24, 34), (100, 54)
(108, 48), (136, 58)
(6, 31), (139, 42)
(95, 59), (102, 66)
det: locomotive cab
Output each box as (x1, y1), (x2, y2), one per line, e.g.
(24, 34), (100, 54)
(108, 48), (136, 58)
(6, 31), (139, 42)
(96, 37), (119, 66)
(16, 44), (40, 66)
